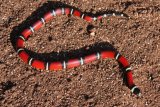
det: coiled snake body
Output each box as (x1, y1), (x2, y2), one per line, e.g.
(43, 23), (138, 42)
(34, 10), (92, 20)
(15, 7), (141, 96)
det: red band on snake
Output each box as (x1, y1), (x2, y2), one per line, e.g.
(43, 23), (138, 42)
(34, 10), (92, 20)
(15, 7), (141, 96)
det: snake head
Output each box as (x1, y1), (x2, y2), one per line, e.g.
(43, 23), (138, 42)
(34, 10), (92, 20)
(131, 86), (141, 97)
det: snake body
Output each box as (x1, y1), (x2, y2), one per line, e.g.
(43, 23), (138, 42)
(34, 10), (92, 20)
(15, 7), (141, 96)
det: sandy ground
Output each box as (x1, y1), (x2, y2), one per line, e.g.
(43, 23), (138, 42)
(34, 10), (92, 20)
(0, 0), (160, 107)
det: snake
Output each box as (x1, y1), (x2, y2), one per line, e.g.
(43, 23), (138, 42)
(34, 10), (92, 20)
(15, 7), (141, 96)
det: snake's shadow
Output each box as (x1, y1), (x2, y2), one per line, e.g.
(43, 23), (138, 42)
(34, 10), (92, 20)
(10, 1), (129, 89)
